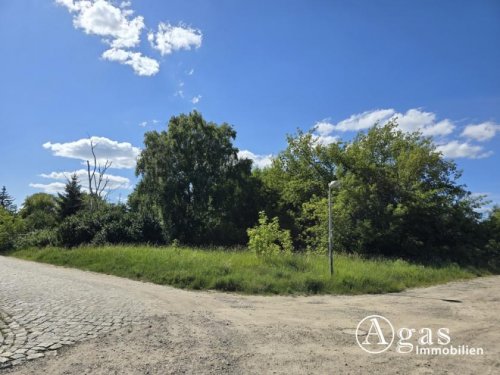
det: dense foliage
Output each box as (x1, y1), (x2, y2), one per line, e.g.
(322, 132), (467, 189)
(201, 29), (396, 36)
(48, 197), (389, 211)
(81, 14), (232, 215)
(132, 111), (263, 245)
(260, 122), (490, 265)
(1, 112), (498, 271)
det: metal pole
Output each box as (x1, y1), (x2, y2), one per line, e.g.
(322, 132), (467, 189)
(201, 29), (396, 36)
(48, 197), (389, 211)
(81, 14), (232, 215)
(328, 184), (333, 276)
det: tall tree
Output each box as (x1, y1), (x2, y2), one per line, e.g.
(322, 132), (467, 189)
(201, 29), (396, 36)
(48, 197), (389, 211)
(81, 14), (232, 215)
(133, 111), (261, 245)
(58, 174), (84, 219)
(0, 186), (17, 213)
(262, 121), (486, 263)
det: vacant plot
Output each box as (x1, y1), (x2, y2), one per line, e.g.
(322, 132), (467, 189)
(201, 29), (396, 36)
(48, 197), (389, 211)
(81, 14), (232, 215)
(10, 246), (483, 295)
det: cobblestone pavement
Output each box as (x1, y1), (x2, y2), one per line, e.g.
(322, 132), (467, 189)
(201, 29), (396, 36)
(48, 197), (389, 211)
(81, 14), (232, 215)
(0, 258), (147, 370)
(1, 256), (499, 374)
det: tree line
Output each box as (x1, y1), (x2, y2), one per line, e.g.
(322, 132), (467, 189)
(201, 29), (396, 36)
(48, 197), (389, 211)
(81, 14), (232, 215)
(1, 111), (499, 269)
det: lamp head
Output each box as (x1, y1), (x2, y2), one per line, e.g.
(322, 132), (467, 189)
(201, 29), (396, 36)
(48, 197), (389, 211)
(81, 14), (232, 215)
(328, 180), (339, 188)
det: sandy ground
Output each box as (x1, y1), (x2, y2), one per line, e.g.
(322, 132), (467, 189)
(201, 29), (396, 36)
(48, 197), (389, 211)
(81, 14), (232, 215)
(1, 257), (499, 374)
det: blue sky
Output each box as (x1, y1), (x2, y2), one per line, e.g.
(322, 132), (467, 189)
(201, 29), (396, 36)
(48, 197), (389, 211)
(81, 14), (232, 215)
(0, 0), (499, 207)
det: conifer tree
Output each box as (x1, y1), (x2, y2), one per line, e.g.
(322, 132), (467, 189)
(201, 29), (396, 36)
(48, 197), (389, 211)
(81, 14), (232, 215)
(58, 174), (83, 219)
(0, 186), (16, 213)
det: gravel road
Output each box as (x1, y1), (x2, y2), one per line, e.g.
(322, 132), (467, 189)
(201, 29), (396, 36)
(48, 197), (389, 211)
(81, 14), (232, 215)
(1, 256), (499, 374)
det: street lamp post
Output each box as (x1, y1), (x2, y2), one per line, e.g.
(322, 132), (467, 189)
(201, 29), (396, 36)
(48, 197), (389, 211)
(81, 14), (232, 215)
(328, 180), (339, 276)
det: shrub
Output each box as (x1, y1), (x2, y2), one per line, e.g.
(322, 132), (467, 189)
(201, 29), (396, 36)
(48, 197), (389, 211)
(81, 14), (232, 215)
(247, 211), (293, 256)
(14, 229), (59, 249)
(58, 205), (166, 247)
(0, 207), (25, 251)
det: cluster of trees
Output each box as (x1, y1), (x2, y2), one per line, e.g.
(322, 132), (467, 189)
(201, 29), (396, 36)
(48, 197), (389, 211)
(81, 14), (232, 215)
(1, 111), (498, 269)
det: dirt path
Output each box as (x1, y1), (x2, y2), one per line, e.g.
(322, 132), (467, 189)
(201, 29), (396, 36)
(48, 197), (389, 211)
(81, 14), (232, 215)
(1, 256), (499, 374)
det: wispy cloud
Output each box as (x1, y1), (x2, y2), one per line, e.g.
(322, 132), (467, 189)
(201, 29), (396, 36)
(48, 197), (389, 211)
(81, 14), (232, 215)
(102, 48), (159, 76)
(40, 169), (132, 190)
(312, 108), (498, 159)
(461, 122), (500, 142)
(191, 95), (201, 104)
(435, 141), (493, 159)
(29, 182), (66, 195)
(43, 136), (141, 169)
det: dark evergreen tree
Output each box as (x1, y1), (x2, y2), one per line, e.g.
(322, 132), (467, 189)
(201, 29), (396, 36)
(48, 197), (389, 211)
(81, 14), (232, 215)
(0, 186), (16, 213)
(58, 174), (84, 219)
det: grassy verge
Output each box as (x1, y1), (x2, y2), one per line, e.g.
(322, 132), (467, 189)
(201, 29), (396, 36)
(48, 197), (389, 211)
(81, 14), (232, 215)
(9, 246), (484, 295)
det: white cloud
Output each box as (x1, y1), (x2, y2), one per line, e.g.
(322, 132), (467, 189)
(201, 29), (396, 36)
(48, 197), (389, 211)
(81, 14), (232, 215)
(55, 1), (203, 76)
(311, 108), (496, 159)
(191, 95), (201, 104)
(238, 150), (273, 169)
(314, 121), (335, 136)
(43, 136), (141, 169)
(148, 22), (202, 56)
(29, 182), (67, 195)
(394, 109), (455, 136)
(40, 169), (132, 190)
(312, 134), (339, 146)
(461, 122), (500, 142)
(57, 0), (145, 49)
(139, 121), (147, 127)
(318, 108), (454, 137)
(102, 48), (159, 76)
(335, 109), (396, 132)
(436, 141), (493, 159)
(187, 68), (194, 75)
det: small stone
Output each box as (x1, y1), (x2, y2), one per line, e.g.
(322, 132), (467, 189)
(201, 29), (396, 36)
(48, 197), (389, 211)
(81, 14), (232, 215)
(37, 342), (53, 348)
(0, 357), (10, 364)
(27, 353), (44, 360)
(49, 343), (62, 350)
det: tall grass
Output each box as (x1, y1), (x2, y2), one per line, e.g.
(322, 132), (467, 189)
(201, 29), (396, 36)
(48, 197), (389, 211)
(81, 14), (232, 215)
(10, 246), (482, 295)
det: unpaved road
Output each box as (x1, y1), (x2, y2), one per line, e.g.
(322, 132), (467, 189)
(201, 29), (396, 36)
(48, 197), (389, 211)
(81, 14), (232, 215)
(1, 256), (499, 374)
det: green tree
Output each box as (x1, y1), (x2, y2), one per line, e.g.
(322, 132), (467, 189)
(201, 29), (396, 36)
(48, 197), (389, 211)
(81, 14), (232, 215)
(0, 206), (25, 251)
(134, 111), (262, 245)
(20, 193), (58, 230)
(263, 121), (487, 263)
(330, 121), (483, 261)
(58, 174), (84, 220)
(0, 186), (17, 213)
(259, 131), (340, 248)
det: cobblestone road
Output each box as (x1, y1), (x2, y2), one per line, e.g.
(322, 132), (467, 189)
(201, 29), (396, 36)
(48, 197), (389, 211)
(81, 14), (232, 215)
(1, 256), (499, 374)
(0, 258), (147, 369)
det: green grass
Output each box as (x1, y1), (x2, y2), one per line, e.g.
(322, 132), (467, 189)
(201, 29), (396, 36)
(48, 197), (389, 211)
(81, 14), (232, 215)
(9, 246), (485, 295)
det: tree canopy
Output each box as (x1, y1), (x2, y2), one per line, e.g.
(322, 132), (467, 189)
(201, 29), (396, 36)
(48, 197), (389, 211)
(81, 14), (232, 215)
(133, 111), (263, 245)
(261, 121), (486, 263)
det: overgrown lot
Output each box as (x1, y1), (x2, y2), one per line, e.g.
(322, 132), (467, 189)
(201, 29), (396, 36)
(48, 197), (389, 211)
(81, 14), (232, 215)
(10, 246), (483, 295)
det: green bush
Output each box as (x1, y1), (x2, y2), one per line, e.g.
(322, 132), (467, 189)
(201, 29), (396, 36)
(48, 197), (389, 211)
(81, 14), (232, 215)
(0, 207), (25, 251)
(58, 205), (166, 247)
(14, 229), (59, 249)
(247, 211), (293, 256)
